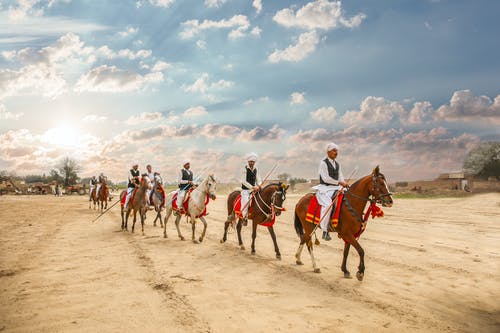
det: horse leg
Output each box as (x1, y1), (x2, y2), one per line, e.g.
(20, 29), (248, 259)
(236, 219), (245, 250)
(163, 209), (171, 238)
(191, 218), (198, 244)
(131, 210), (137, 233)
(295, 240), (305, 265)
(250, 221), (257, 255)
(124, 208), (131, 231)
(198, 216), (208, 243)
(307, 240), (320, 273)
(220, 213), (233, 244)
(341, 242), (352, 278)
(344, 235), (365, 281)
(268, 226), (281, 260)
(174, 215), (185, 241)
(141, 210), (145, 236)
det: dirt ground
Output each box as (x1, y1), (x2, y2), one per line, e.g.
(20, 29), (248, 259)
(0, 192), (499, 333)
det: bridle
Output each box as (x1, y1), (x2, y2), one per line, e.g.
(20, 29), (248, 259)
(254, 184), (287, 220)
(346, 174), (392, 205)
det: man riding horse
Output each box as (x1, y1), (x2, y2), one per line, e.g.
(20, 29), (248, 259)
(314, 142), (347, 241)
(175, 159), (196, 215)
(145, 164), (156, 206)
(124, 162), (140, 209)
(89, 175), (97, 201)
(96, 172), (105, 197)
(241, 153), (261, 225)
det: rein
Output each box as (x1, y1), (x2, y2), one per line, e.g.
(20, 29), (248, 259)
(253, 185), (286, 222)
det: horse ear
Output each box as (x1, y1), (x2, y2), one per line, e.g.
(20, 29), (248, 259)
(372, 165), (380, 175)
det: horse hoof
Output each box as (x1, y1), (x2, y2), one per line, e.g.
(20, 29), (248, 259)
(180, 236), (185, 241)
(240, 245), (245, 251)
(163, 234), (167, 238)
(193, 240), (199, 244)
(356, 271), (364, 281)
(296, 260), (303, 265)
(198, 237), (203, 243)
(251, 250), (256, 255)
(276, 254), (281, 260)
(343, 271), (352, 279)
(220, 239), (225, 243)
(314, 268), (321, 273)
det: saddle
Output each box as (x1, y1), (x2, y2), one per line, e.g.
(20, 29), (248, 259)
(149, 185), (166, 208)
(305, 192), (344, 231)
(233, 194), (252, 220)
(172, 188), (208, 218)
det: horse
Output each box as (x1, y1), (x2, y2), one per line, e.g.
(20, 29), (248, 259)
(89, 186), (97, 209)
(163, 174), (217, 243)
(150, 174), (166, 227)
(220, 182), (289, 259)
(294, 166), (393, 280)
(120, 175), (153, 234)
(96, 177), (109, 212)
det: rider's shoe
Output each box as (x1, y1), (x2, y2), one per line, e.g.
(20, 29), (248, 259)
(322, 231), (332, 241)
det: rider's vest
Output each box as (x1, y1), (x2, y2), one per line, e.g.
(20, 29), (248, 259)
(242, 166), (257, 190)
(90, 179), (96, 186)
(319, 158), (339, 185)
(128, 169), (140, 188)
(179, 169), (193, 189)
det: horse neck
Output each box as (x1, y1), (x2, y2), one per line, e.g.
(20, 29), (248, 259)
(347, 175), (372, 211)
(260, 184), (278, 203)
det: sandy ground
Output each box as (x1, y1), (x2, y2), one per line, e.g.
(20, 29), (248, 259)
(0, 192), (499, 333)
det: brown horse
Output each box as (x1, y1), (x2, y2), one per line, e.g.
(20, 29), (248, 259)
(89, 186), (97, 209)
(294, 166), (393, 280)
(97, 177), (109, 212)
(120, 175), (153, 234)
(220, 183), (289, 259)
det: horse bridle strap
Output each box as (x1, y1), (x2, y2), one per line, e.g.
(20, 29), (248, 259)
(346, 175), (391, 204)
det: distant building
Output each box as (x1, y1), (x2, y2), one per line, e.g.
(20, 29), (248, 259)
(437, 171), (472, 190)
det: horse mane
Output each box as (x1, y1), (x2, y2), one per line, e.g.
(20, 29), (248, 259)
(348, 174), (371, 190)
(261, 182), (283, 191)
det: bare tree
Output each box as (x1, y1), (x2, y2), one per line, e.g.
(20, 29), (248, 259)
(57, 157), (81, 187)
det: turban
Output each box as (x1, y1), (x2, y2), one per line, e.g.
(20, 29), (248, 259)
(132, 161), (139, 167)
(326, 142), (339, 152)
(182, 159), (190, 166)
(246, 153), (258, 162)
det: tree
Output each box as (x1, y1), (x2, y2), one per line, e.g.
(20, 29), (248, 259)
(289, 177), (308, 190)
(463, 142), (500, 179)
(48, 169), (64, 184)
(57, 157), (81, 186)
(276, 173), (291, 182)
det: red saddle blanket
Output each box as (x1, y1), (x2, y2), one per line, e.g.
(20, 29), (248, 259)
(305, 193), (344, 229)
(120, 189), (138, 207)
(233, 194), (252, 220)
(150, 185), (166, 208)
(172, 189), (208, 218)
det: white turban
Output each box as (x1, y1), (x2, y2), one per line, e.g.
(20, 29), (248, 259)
(246, 153), (258, 162)
(326, 142), (339, 152)
(182, 159), (190, 166)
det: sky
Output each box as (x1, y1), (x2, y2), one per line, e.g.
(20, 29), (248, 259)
(0, 0), (499, 183)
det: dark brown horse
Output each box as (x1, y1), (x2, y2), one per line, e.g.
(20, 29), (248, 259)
(89, 186), (97, 210)
(120, 175), (153, 234)
(97, 177), (109, 212)
(294, 166), (393, 280)
(220, 183), (289, 259)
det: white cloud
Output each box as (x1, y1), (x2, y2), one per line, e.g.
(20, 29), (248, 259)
(151, 60), (171, 72)
(183, 73), (233, 99)
(341, 96), (404, 126)
(310, 106), (336, 123)
(290, 92), (306, 105)
(435, 90), (500, 123)
(204, 0), (227, 8)
(244, 96), (270, 105)
(148, 0), (175, 8)
(268, 30), (319, 63)
(74, 65), (163, 93)
(82, 114), (107, 122)
(273, 0), (366, 30)
(183, 106), (208, 117)
(253, 0), (262, 14)
(0, 104), (24, 120)
(117, 48), (152, 60)
(250, 26), (262, 37)
(126, 111), (163, 125)
(118, 26), (139, 38)
(7, 0), (44, 20)
(238, 124), (285, 141)
(180, 15), (250, 39)
(196, 40), (207, 49)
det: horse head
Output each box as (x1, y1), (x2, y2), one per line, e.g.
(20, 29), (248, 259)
(205, 173), (217, 200)
(154, 173), (163, 185)
(141, 174), (153, 191)
(273, 182), (289, 216)
(370, 165), (393, 207)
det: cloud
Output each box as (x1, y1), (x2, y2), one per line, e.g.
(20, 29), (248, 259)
(341, 96), (404, 126)
(126, 112), (163, 125)
(244, 96), (270, 105)
(253, 0), (262, 14)
(250, 26), (262, 37)
(196, 40), (207, 49)
(268, 30), (319, 63)
(204, 0), (227, 8)
(238, 124), (285, 141)
(82, 114), (107, 122)
(311, 106), (336, 123)
(75, 65), (163, 93)
(182, 73), (233, 99)
(148, 0), (175, 8)
(435, 90), (500, 123)
(118, 26), (139, 38)
(151, 60), (171, 72)
(0, 104), (24, 120)
(117, 48), (152, 60)
(290, 92), (306, 105)
(179, 15), (250, 39)
(273, 0), (366, 30)
(183, 106), (208, 117)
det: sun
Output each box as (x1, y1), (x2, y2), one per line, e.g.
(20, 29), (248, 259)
(43, 125), (80, 147)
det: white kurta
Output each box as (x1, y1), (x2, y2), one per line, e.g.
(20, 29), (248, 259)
(313, 158), (345, 232)
(240, 166), (261, 218)
(146, 171), (155, 205)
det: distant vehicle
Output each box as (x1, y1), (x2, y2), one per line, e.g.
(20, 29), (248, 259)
(65, 184), (87, 195)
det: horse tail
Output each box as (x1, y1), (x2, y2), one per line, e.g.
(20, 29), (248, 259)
(294, 212), (304, 238)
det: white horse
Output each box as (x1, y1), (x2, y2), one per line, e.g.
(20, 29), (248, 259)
(163, 174), (217, 243)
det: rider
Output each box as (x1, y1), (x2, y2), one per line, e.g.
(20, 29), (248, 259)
(89, 175), (97, 200)
(316, 143), (347, 241)
(176, 159), (195, 214)
(145, 164), (155, 206)
(241, 153), (261, 225)
(124, 162), (140, 209)
(96, 172), (105, 197)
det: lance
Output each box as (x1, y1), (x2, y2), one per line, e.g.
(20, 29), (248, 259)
(309, 166), (359, 239)
(91, 198), (120, 223)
